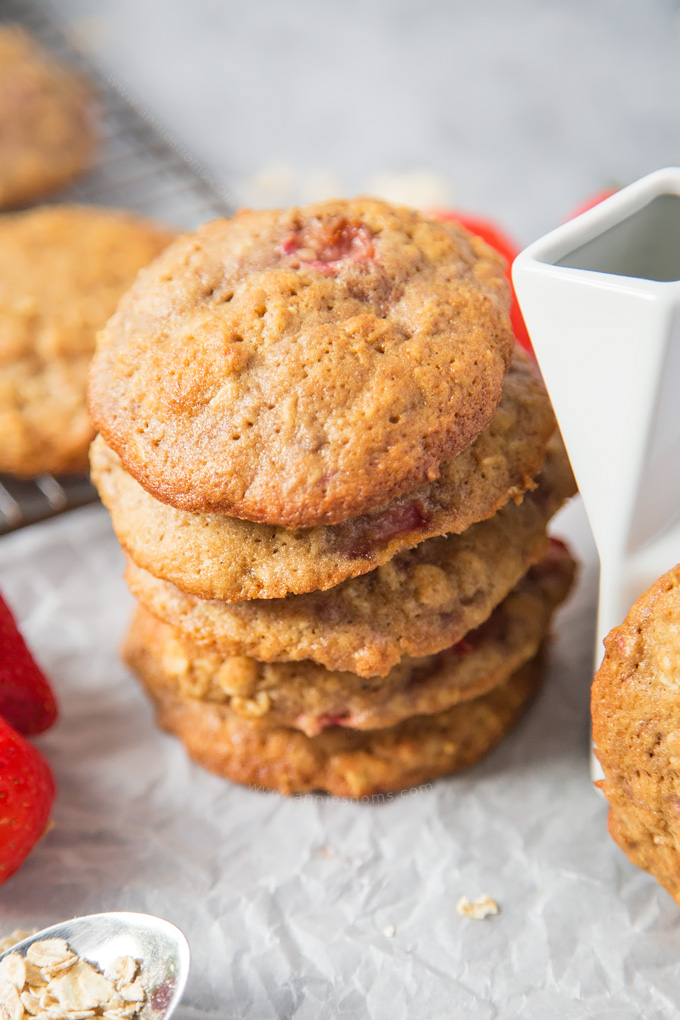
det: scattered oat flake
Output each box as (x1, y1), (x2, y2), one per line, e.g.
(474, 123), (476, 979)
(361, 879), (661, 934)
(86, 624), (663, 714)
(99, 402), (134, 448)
(0, 938), (148, 1020)
(382, 925), (396, 938)
(456, 895), (500, 920)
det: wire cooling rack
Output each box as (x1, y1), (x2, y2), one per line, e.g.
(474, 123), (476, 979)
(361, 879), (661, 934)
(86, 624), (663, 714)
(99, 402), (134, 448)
(0, 0), (234, 536)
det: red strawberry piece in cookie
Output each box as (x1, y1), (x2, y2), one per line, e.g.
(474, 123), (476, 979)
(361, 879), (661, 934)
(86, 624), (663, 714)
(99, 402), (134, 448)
(281, 216), (375, 274)
(307, 712), (351, 735)
(542, 536), (571, 571)
(346, 500), (430, 558)
(0, 592), (58, 736)
(453, 637), (474, 655)
(0, 715), (55, 883)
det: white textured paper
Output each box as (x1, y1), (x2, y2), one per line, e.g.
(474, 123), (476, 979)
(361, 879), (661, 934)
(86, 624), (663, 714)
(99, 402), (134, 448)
(1, 500), (678, 1020)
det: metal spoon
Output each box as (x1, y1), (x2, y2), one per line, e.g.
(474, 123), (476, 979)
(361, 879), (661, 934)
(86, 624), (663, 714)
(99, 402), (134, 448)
(0, 911), (190, 1019)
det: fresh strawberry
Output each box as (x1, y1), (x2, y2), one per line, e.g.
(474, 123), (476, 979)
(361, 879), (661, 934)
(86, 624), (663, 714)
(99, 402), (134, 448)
(0, 592), (58, 735)
(429, 208), (533, 355)
(0, 715), (55, 883)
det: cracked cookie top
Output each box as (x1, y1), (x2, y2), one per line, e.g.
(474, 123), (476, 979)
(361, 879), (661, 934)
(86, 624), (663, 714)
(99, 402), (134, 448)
(88, 197), (515, 527)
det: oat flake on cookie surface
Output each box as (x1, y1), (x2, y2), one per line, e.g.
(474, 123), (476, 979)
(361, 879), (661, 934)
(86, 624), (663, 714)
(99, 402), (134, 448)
(88, 197), (515, 527)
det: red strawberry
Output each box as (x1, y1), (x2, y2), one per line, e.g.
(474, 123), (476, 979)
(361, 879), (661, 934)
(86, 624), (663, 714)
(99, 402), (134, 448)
(0, 715), (55, 883)
(0, 592), (58, 735)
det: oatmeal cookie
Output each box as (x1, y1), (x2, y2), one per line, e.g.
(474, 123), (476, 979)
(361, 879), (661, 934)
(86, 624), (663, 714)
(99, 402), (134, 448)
(128, 641), (547, 797)
(126, 434), (575, 676)
(124, 542), (574, 738)
(91, 349), (555, 601)
(0, 205), (173, 476)
(0, 26), (95, 208)
(88, 197), (515, 526)
(592, 564), (680, 906)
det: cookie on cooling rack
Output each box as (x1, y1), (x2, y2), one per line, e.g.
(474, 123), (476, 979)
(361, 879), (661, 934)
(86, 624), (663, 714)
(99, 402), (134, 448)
(593, 564), (680, 906)
(0, 25), (96, 209)
(0, 205), (173, 477)
(88, 197), (516, 527)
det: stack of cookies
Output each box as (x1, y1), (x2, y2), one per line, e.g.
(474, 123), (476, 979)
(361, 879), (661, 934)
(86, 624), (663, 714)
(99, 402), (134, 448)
(88, 198), (576, 797)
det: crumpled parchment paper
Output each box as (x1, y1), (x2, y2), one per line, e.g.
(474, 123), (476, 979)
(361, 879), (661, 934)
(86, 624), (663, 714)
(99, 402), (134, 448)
(1, 499), (679, 1020)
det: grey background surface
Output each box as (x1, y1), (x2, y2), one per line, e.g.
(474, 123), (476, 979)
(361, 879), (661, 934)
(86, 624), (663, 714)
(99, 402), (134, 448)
(48, 0), (680, 240)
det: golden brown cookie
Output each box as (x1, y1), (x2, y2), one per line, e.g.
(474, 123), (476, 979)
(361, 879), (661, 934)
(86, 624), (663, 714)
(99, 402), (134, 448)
(592, 564), (680, 906)
(88, 198), (516, 527)
(0, 205), (173, 476)
(91, 348), (556, 601)
(0, 26), (95, 209)
(125, 434), (575, 676)
(124, 542), (575, 739)
(128, 638), (547, 797)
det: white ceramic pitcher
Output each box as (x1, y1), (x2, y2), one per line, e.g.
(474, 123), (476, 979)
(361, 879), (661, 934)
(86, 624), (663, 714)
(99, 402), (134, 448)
(513, 167), (680, 672)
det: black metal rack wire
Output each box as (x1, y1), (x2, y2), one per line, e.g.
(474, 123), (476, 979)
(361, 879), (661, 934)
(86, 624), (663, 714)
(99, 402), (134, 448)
(0, 0), (234, 536)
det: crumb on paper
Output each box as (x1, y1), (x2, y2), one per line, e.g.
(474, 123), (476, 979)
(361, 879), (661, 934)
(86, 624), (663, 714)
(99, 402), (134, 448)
(382, 925), (396, 938)
(0, 936), (147, 1019)
(456, 895), (500, 920)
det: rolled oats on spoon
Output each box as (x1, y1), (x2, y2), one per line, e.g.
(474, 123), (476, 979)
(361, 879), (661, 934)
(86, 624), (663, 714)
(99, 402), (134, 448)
(0, 914), (189, 1020)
